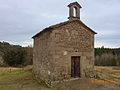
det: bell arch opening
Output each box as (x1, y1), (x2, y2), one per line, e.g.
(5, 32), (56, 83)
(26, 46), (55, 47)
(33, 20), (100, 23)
(73, 7), (77, 17)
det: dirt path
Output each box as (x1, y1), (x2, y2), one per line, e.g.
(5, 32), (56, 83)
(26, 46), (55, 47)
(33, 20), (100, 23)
(95, 82), (120, 90)
(55, 78), (120, 90)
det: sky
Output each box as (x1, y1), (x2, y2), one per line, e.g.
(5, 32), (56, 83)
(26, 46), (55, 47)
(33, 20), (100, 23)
(0, 0), (120, 48)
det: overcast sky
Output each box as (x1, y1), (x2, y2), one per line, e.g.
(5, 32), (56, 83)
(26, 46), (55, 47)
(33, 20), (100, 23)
(0, 0), (120, 48)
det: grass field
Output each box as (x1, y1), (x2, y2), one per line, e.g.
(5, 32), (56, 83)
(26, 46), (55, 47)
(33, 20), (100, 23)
(0, 66), (50, 90)
(0, 66), (120, 90)
(94, 66), (120, 85)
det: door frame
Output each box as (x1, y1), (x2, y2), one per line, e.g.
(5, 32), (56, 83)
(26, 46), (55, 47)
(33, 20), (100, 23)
(71, 56), (80, 78)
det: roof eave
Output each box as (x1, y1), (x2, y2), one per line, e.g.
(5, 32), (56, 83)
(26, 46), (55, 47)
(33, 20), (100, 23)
(32, 27), (53, 38)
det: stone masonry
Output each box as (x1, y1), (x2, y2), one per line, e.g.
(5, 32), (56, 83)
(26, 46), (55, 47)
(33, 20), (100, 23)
(32, 2), (97, 83)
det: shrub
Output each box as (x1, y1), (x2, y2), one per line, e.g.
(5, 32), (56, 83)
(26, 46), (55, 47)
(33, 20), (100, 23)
(3, 47), (27, 67)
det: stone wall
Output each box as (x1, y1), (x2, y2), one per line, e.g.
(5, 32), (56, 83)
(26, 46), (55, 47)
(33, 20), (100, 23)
(33, 30), (55, 82)
(51, 21), (95, 80)
(33, 20), (95, 82)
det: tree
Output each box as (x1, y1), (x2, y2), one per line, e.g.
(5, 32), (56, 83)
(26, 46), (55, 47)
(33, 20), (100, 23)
(3, 47), (27, 67)
(95, 47), (120, 66)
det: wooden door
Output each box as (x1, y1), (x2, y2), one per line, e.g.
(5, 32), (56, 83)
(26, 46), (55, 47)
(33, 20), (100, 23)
(71, 56), (80, 77)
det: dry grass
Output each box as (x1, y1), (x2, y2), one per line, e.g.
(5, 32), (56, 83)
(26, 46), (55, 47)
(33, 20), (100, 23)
(0, 66), (120, 90)
(0, 66), (50, 90)
(94, 66), (120, 85)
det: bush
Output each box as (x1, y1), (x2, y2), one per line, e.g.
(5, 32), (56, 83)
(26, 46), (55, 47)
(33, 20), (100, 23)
(3, 47), (27, 67)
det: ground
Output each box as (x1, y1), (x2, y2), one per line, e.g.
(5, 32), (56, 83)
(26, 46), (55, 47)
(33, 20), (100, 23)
(0, 66), (120, 90)
(93, 66), (120, 90)
(0, 66), (50, 90)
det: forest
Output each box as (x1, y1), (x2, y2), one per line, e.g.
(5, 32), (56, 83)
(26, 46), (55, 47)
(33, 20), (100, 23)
(95, 46), (120, 66)
(0, 41), (120, 67)
(0, 41), (33, 67)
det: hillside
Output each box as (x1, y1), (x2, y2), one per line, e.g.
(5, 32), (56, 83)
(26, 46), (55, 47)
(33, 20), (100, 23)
(0, 41), (33, 67)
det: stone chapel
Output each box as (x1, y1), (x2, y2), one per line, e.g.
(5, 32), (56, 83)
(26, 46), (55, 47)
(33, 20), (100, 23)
(32, 2), (97, 83)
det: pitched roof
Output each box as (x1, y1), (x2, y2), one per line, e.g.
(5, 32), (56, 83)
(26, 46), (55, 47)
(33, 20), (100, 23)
(68, 2), (82, 8)
(32, 20), (97, 38)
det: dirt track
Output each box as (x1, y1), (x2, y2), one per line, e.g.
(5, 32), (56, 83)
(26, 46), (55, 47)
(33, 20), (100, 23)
(56, 78), (120, 90)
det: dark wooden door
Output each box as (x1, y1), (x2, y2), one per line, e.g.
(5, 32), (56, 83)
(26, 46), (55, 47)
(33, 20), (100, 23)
(71, 56), (80, 77)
